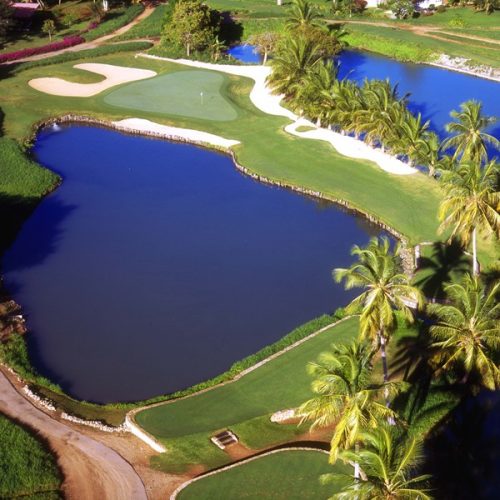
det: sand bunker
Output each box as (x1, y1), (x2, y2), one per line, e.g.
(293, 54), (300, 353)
(140, 54), (418, 176)
(29, 63), (157, 97)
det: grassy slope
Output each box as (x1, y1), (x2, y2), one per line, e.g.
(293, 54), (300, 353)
(115, 4), (168, 40)
(177, 450), (347, 500)
(344, 24), (500, 68)
(0, 413), (62, 498)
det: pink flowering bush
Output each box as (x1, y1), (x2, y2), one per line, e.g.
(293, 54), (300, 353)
(0, 36), (85, 63)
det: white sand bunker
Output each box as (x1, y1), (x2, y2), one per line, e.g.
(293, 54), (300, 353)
(29, 63), (157, 97)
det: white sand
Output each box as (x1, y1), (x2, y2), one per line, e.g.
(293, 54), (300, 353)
(29, 63), (157, 97)
(113, 118), (240, 149)
(139, 54), (418, 176)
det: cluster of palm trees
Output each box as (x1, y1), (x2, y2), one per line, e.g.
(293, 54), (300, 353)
(298, 236), (499, 498)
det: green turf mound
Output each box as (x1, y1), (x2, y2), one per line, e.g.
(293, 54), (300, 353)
(103, 70), (238, 121)
(176, 449), (346, 500)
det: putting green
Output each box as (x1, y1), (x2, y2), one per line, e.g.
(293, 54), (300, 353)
(103, 70), (238, 121)
(176, 450), (347, 500)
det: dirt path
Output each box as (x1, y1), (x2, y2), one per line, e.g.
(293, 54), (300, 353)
(0, 369), (147, 500)
(11, 6), (154, 64)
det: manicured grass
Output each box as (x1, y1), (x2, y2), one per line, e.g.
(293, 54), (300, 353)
(408, 8), (500, 29)
(0, 51), (445, 245)
(0, 413), (62, 498)
(345, 23), (500, 68)
(176, 450), (347, 500)
(116, 4), (168, 41)
(136, 318), (357, 439)
(104, 70), (239, 121)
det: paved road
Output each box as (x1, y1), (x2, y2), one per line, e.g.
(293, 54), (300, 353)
(0, 370), (147, 500)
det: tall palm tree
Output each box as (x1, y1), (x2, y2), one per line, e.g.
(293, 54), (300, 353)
(428, 274), (500, 390)
(325, 424), (432, 499)
(438, 159), (500, 276)
(443, 100), (499, 163)
(396, 111), (431, 166)
(416, 131), (446, 177)
(286, 0), (321, 30)
(334, 237), (423, 386)
(267, 34), (323, 100)
(299, 341), (395, 475)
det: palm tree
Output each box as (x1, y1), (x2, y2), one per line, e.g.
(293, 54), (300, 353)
(325, 424), (432, 499)
(267, 35), (323, 100)
(428, 274), (500, 390)
(295, 59), (338, 124)
(416, 131), (445, 177)
(396, 111), (431, 166)
(438, 159), (500, 276)
(334, 237), (423, 386)
(299, 341), (395, 476)
(286, 0), (321, 30)
(443, 100), (499, 163)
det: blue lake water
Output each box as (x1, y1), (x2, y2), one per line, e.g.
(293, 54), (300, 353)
(227, 44), (262, 64)
(3, 126), (385, 403)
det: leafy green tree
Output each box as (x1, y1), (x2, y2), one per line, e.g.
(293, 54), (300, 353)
(210, 36), (225, 62)
(390, 0), (416, 19)
(438, 159), (499, 276)
(397, 111), (431, 166)
(247, 32), (281, 65)
(299, 341), (395, 473)
(0, 0), (13, 42)
(428, 274), (500, 390)
(326, 424), (432, 499)
(162, 0), (217, 57)
(42, 20), (57, 43)
(416, 131), (449, 177)
(443, 100), (499, 163)
(334, 237), (423, 386)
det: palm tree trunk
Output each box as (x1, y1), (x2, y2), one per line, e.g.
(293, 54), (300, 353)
(472, 227), (479, 276)
(354, 443), (360, 481)
(379, 333), (389, 384)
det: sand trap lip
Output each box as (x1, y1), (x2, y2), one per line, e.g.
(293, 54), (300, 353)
(139, 54), (418, 176)
(29, 63), (157, 97)
(112, 118), (240, 149)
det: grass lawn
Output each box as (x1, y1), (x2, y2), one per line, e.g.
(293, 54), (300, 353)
(103, 70), (239, 121)
(116, 4), (168, 41)
(0, 413), (62, 498)
(344, 23), (500, 68)
(176, 449), (347, 500)
(0, 51), (446, 245)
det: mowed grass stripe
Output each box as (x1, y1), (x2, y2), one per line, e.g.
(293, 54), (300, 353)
(176, 450), (346, 500)
(135, 317), (358, 439)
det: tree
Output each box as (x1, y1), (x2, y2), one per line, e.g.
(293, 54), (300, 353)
(390, 0), (416, 19)
(416, 131), (448, 177)
(210, 36), (225, 62)
(267, 34), (323, 101)
(162, 0), (217, 57)
(42, 20), (57, 43)
(299, 341), (395, 475)
(438, 159), (499, 276)
(0, 0), (13, 42)
(428, 275), (500, 390)
(397, 111), (431, 166)
(286, 0), (322, 31)
(247, 32), (281, 65)
(443, 100), (499, 163)
(326, 424), (432, 499)
(334, 237), (423, 387)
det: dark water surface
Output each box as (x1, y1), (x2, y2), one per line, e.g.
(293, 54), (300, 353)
(3, 126), (385, 403)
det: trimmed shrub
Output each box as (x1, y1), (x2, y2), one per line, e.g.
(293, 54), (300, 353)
(0, 36), (84, 63)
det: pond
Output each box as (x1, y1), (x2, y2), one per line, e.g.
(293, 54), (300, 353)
(2, 126), (386, 403)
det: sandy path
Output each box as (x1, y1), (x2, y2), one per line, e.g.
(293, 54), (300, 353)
(139, 54), (417, 175)
(0, 369), (147, 500)
(29, 63), (157, 97)
(8, 7), (154, 64)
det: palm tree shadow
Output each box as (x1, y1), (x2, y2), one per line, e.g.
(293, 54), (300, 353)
(414, 239), (469, 300)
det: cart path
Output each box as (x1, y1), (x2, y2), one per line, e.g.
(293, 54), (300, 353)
(0, 370), (147, 500)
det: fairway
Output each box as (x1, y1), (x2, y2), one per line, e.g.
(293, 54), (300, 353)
(103, 70), (238, 121)
(136, 318), (359, 439)
(176, 449), (346, 500)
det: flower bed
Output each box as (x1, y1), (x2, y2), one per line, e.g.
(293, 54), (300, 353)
(0, 36), (85, 63)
